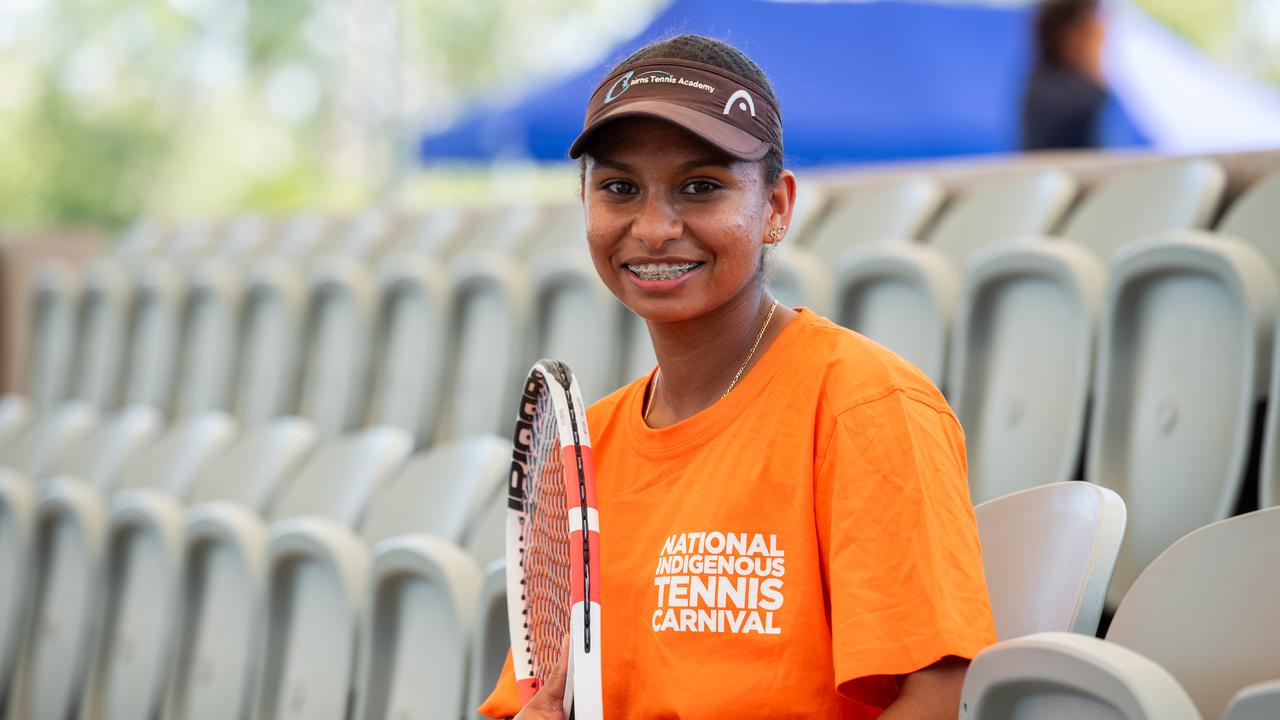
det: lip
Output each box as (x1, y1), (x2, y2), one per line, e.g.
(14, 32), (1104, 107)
(621, 258), (704, 293)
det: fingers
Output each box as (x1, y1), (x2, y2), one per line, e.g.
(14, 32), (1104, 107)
(543, 635), (570, 703)
(515, 636), (571, 720)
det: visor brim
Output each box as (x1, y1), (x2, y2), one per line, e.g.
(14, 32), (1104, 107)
(568, 100), (772, 161)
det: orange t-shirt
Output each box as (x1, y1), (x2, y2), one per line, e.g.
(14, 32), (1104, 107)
(481, 309), (996, 718)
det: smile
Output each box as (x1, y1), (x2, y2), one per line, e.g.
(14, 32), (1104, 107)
(624, 262), (703, 281)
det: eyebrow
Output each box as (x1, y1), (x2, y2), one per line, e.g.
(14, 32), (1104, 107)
(588, 156), (736, 174)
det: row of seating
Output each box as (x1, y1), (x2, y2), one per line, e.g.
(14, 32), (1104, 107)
(0, 404), (514, 719)
(7, 402), (1274, 720)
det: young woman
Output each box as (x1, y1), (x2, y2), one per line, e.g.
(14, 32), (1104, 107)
(482, 35), (996, 719)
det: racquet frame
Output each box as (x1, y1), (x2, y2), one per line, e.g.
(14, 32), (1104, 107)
(507, 359), (603, 719)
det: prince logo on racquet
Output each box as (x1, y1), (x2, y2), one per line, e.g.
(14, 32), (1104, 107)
(507, 360), (604, 719)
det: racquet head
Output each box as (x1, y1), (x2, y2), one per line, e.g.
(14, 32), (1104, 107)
(506, 359), (603, 719)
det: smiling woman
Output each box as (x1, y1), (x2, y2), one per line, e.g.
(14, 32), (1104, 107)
(480, 34), (998, 720)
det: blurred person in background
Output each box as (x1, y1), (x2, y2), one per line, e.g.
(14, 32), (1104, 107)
(1022, 0), (1110, 150)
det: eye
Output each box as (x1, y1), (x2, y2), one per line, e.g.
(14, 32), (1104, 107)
(682, 179), (721, 195)
(600, 180), (637, 196)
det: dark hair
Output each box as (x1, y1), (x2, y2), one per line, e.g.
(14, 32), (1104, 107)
(586, 34), (785, 184)
(1034, 0), (1099, 67)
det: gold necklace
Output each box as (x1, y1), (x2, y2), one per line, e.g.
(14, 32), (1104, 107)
(644, 299), (780, 422)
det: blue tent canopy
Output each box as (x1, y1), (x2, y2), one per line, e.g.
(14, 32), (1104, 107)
(418, 0), (1280, 166)
(420, 0), (1046, 167)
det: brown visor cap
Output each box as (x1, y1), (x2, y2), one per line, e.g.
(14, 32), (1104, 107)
(569, 58), (783, 162)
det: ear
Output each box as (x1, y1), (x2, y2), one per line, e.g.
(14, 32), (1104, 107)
(764, 169), (798, 243)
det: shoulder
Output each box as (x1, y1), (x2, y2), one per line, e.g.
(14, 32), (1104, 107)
(791, 311), (952, 419)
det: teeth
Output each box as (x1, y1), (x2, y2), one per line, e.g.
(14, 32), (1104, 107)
(627, 262), (699, 280)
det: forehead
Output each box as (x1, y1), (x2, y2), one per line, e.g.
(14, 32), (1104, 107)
(582, 117), (736, 168)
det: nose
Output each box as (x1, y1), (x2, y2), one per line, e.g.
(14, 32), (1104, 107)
(631, 192), (682, 250)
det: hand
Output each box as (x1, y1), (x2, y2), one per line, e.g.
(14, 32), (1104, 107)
(514, 637), (569, 720)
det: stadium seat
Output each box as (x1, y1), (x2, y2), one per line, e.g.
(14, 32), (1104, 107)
(0, 400), (99, 479)
(442, 251), (533, 439)
(768, 175), (943, 314)
(257, 435), (508, 720)
(26, 260), (79, 414)
(163, 218), (220, 261)
(164, 426), (411, 720)
(118, 259), (186, 413)
(466, 560), (510, 720)
(1214, 168), (1280, 266)
(211, 214), (273, 261)
(5, 412), (234, 720)
(950, 159), (1226, 503)
(271, 211), (340, 260)
(835, 169), (1078, 386)
(327, 208), (406, 262)
(453, 205), (543, 258)
(1088, 234), (1278, 607)
(296, 256), (378, 438)
(79, 418), (316, 720)
(230, 258), (308, 423)
(619, 311), (657, 386)
(0, 395), (29, 446)
(170, 259), (244, 416)
(960, 506), (1280, 720)
(113, 218), (168, 261)
(975, 482), (1126, 640)
(528, 247), (625, 402)
(69, 259), (135, 410)
(526, 202), (587, 253)
(0, 406), (159, 709)
(365, 253), (452, 447)
(389, 208), (466, 258)
(1224, 680), (1280, 720)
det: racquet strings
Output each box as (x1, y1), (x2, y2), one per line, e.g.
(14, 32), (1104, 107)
(522, 383), (573, 690)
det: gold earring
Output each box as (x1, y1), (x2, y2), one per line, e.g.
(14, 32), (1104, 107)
(767, 226), (786, 243)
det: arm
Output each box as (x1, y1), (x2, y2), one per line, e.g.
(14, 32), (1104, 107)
(879, 657), (969, 719)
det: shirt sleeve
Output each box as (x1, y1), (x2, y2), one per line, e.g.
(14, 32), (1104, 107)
(814, 388), (997, 708)
(477, 650), (522, 719)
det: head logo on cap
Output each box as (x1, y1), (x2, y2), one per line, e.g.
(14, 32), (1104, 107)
(604, 71), (635, 104)
(722, 89), (756, 117)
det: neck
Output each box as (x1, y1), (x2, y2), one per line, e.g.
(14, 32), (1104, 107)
(645, 282), (796, 425)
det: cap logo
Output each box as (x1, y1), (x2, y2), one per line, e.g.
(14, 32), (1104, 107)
(604, 71), (635, 104)
(722, 89), (756, 117)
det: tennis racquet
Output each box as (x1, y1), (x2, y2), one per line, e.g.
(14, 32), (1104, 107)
(507, 360), (603, 719)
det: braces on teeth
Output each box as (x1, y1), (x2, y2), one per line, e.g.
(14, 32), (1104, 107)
(628, 262), (699, 280)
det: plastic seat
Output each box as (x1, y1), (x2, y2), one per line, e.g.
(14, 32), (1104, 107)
(441, 251), (533, 439)
(526, 202), (586, 253)
(118, 259), (186, 413)
(466, 561), (510, 720)
(114, 218), (168, 260)
(212, 214), (273, 262)
(0, 395), (29, 447)
(26, 260), (80, 414)
(255, 435), (508, 720)
(832, 170), (1078, 386)
(619, 311), (657, 385)
(296, 257), (378, 438)
(389, 208), (466, 258)
(6, 413), (235, 720)
(365, 254), (451, 448)
(327, 208), (405, 262)
(950, 160), (1226, 503)
(453, 205), (543, 258)
(271, 211), (339, 261)
(230, 259), (308, 423)
(0, 404), (159, 706)
(0, 400), (99, 479)
(960, 506), (1280, 720)
(528, 248), (625, 402)
(69, 259), (135, 409)
(164, 426), (411, 720)
(78, 418), (316, 720)
(768, 175), (943, 314)
(171, 259), (244, 416)
(975, 482), (1126, 640)
(1087, 233), (1278, 607)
